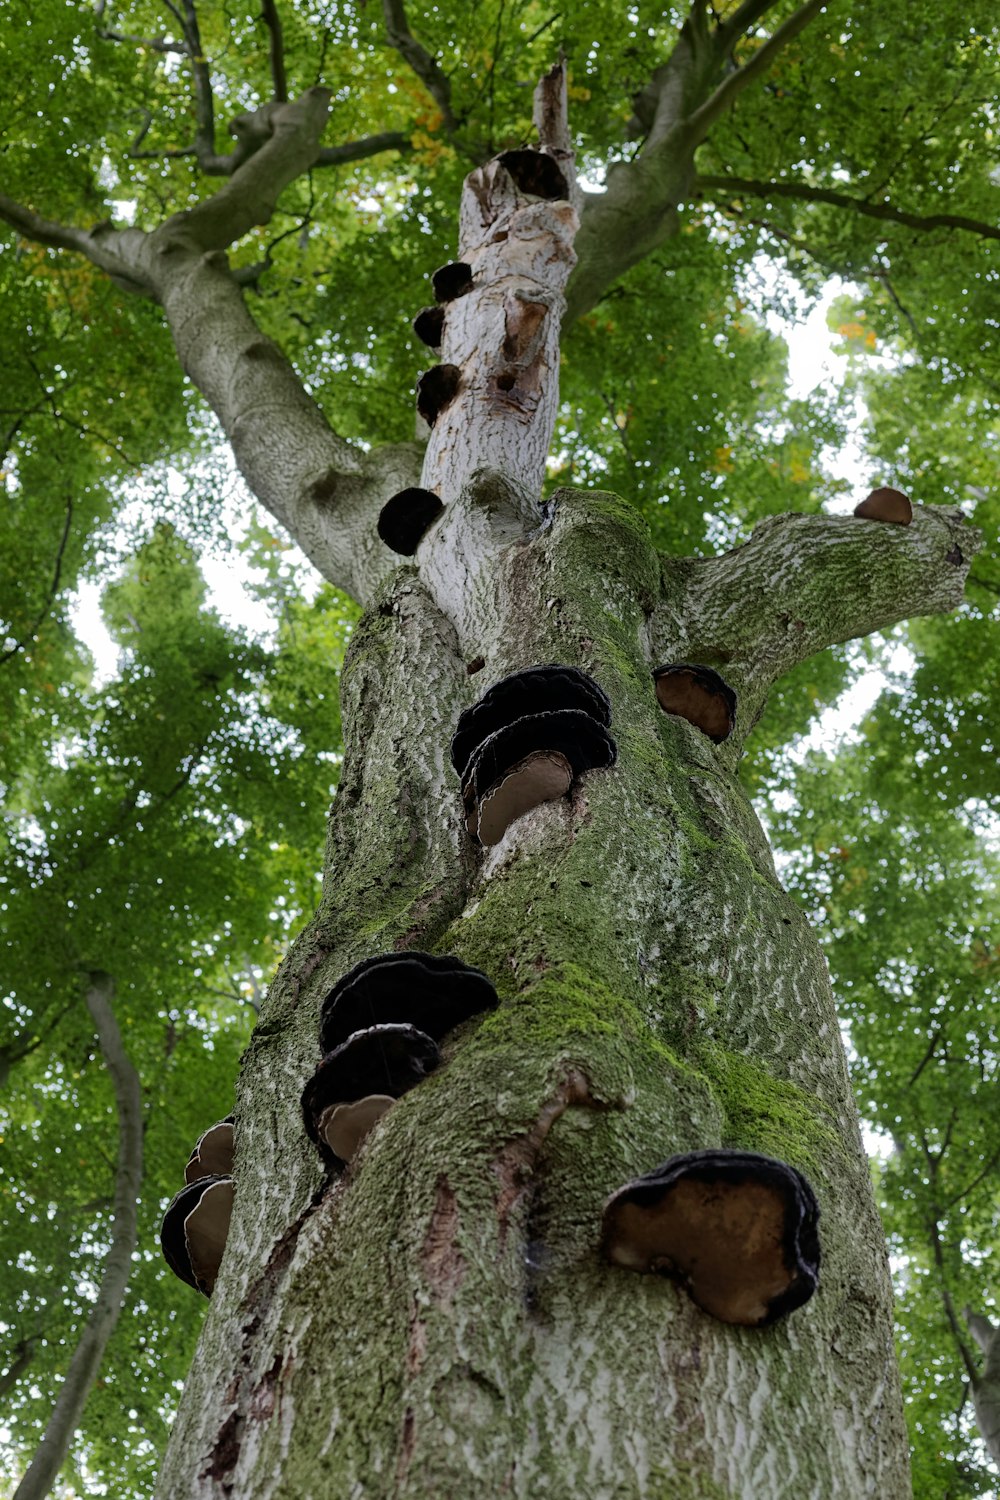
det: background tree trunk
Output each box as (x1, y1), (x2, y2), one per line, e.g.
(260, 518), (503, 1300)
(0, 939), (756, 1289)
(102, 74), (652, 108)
(15, 976), (142, 1500)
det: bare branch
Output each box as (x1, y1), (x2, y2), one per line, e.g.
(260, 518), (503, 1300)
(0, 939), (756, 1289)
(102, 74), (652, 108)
(181, 0), (219, 166)
(160, 87), (332, 251)
(315, 130), (411, 167)
(0, 194), (150, 292)
(260, 0), (289, 102)
(686, 0), (828, 140)
(0, 497), (73, 667)
(12, 975), (143, 1500)
(382, 0), (456, 130)
(695, 173), (1000, 243)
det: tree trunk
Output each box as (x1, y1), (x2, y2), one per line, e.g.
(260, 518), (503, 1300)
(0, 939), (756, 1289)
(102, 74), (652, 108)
(15, 975), (143, 1500)
(154, 456), (975, 1497)
(148, 61), (984, 1500)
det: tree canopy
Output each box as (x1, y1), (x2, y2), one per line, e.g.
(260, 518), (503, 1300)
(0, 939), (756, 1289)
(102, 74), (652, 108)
(1, 0), (998, 1494)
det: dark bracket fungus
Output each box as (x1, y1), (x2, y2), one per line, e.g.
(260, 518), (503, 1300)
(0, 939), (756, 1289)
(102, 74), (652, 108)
(431, 261), (473, 302)
(377, 487), (445, 556)
(853, 486), (913, 526)
(319, 951), (498, 1056)
(600, 1149), (820, 1328)
(160, 1175), (235, 1296)
(653, 664), (737, 744)
(302, 1023), (441, 1162)
(463, 709), (617, 846)
(184, 1117), (235, 1185)
(417, 364), (461, 427)
(413, 305), (446, 348)
(451, 664), (612, 780)
(498, 148), (569, 201)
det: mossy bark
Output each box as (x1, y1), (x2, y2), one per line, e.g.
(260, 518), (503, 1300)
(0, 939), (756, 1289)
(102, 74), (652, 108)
(155, 473), (980, 1500)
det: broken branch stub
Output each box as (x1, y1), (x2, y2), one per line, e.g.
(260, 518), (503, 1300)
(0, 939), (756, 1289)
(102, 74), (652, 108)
(497, 149), (569, 201)
(853, 486), (913, 526)
(653, 664), (737, 744)
(601, 1149), (820, 1327)
(318, 951), (498, 1055)
(377, 487), (445, 556)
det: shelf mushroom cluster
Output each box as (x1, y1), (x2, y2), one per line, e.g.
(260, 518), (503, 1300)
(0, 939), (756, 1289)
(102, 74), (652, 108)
(451, 664), (617, 845)
(600, 1149), (820, 1327)
(301, 952), (498, 1168)
(159, 1117), (235, 1296)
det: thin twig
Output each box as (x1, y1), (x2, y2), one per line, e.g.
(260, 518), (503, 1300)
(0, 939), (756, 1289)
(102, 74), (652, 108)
(695, 173), (1000, 243)
(260, 0), (288, 102)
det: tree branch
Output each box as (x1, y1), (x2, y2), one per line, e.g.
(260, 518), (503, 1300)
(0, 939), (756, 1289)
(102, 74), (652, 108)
(0, 195), (150, 292)
(12, 975), (143, 1500)
(260, 0), (288, 102)
(160, 86), (331, 251)
(381, 0), (456, 130)
(686, 0), (828, 140)
(315, 130), (411, 167)
(694, 173), (1000, 243)
(0, 496), (73, 667)
(651, 504), (981, 759)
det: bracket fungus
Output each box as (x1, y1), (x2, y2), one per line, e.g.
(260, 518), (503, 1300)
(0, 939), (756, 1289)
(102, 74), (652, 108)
(653, 664), (737, 744)
(160, 1174), (235, 1296)
(319, 951), (498, 1055)
(431, 261), (473, 302)
(317, 1094), (396, 1164)
(416, 363), (461, 426)
(462, 710), (617, 845)
(412, 304), (446, 348)
(853, 486), (913, 526)
(453, 666), (616, 846)
(184, 1116), (235, 1185)
(302, 1023), (441, 1166)
(451, 664), (612, 781)
(497, 148), (569, 201)
(377, 487), (445, 556)
(600, 1149), (820, 1327)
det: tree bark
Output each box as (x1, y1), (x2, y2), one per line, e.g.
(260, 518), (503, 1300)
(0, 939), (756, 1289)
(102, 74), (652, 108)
(965, 1307), (1000, 1464)
(14, 974), (143, 1500)
(154, 464), (977, 1497)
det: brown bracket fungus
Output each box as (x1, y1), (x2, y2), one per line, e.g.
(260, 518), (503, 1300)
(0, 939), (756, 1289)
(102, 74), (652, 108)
(853, 486), (913, 526)
(600, 1149), (820, 1327)
(413, 304), (446, 348)
(160, 1174), (235, 1296)
(431, 261), (473, 302)
(416, 364), (461, 427)
(653, 664), (737, 744)
(377, 487), (445, 556)
(462, 709), (617, 846)
(451, 664), (612, 781)
(302, 1023), (441, 1167)
(184, 1116), (235, 1185)
(497, 148), (569, 201)
(316, 1094), (396, 1164)
(319, 951), (498, 1055)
